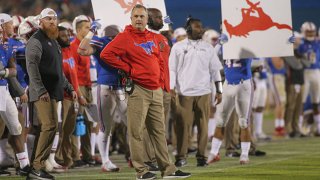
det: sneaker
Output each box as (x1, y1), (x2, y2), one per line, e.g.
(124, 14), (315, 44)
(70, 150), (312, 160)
(240, 155), (249, 165)
(71, 160), (88, 169)
(274, 127), (286, 137)
(225, 151), (241, 158)
(256, 133), (272, 141)
(83, 159), (96, 166)
(207, 153), (220, 164)
(144, 162), (159, 172)
(163, 170), (191, 179)
(46, 160), (67, 173)
(196, 158), (208, 167)
(136, 172), (156, 179)
(28, 168), (55, 180)
(0, 169), (11, 176)
(101, 161), (120, 172)
(174, 159), (187, 167)
(249, 150), (266, 157)
(93, 156), (102, 165)
(18, 165), (31, 176)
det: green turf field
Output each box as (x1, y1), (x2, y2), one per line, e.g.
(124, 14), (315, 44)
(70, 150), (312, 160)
(5, 112), (320, 180)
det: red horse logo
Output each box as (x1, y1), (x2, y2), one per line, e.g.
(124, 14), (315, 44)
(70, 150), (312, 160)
(224, 0), (292, 38)
(114, 0), (144, 14)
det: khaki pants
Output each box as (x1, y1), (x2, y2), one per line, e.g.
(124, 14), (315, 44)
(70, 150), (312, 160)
(55, 99), (77, 167)
(175, 94), (210, 161)
(128, 85), (176, 177)
(163, 91), (171, 137)
(31, 100), (58, 170)
(79, 86), (93, 161)
(143, 91), (172, 163)
(71, 135), (80, 160)
(285, 84), (303, 134)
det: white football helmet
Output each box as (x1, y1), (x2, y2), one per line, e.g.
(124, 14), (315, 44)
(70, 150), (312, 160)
(301, 21), (317, 41)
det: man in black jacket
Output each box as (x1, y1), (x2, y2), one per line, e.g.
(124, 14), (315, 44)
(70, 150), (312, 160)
(26, 8), (76, 180)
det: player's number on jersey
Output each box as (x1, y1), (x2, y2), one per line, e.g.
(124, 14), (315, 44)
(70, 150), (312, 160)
(307, 51), (316, 64)
(225, 60), (242, 68)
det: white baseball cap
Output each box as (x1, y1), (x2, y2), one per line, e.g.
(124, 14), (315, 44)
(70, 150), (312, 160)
(173, 27), (187, 39)
(72, 15), (92, 34)
(0, 13), (13, 26)
(39, 8), (57, 19)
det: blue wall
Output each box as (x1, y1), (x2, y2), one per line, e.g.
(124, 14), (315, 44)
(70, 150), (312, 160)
(165, 0), (320, 31)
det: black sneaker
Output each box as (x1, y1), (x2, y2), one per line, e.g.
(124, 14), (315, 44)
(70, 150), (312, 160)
(137, 172), (156, 179)
(17, 165), (31, 176)
(197, 159), (208, 167)
(249, 150), (266, 156)
(28, 168), (55, 180)
(225, 151), (241, 157)
(174, 159), (187, 167)
(0, 168), (11, 176)
(163, 170), (191, 179)
(144, 162), (159, 172)
(71, 160), (88, 168)
(83, 159), (96, 166)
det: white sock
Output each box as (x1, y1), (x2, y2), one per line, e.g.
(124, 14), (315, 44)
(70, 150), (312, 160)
(90, 133), (96, 156)
(16, 152), (30, 168)
(279, 119), (285, 128)
(27, 134), (35, 160)
(210, 137), (222, 156)
(208, 118), (216, 138)
(51, 133), (59, 152)
(97, 131), (110, 164)
(240, 142), (251, 157)
(298, 115), (303, 130)
(254, 112), (263, 135)
(314, 114), (320, 134)
(275, 118), (280, 128)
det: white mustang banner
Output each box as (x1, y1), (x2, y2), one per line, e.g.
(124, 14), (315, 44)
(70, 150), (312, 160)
(221, 0), (294, 59)
(91, 0), (169, 36)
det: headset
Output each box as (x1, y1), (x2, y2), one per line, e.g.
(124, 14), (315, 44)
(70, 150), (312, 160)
(184, 16), (193, 34)
(147, 15), (154, 28)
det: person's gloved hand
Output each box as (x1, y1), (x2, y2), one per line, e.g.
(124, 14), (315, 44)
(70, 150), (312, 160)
(218, 33), (229, 45)
(164, 16), (173, 24)
(288, 34), (295, 43)
(90, 19), (102, 33)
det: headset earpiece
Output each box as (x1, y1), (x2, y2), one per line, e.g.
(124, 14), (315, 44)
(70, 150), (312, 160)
(185, 16), (193, 34)
(147, 16), (153, 27)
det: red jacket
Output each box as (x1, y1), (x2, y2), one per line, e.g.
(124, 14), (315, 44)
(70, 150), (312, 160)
(100, 25), (164, 90)
(154, 33), (170, 92)
(70, 38), (92, 87)
(62, 47), (79, 100)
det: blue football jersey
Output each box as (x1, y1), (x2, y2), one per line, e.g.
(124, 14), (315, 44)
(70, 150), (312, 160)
(224, 59), (252, 84)
(90, 36), (120, 86)
(297, 39), (320, 69)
